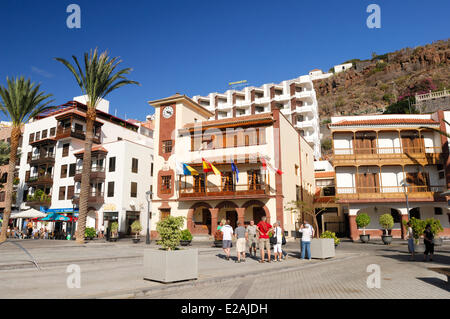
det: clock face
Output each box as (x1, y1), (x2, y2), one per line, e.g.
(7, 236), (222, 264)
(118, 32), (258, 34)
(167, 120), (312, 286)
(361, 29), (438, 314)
(163, 106), (174, 119)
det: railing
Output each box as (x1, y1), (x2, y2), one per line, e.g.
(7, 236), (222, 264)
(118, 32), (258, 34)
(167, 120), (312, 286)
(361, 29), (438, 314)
(336, 185), (444, 195)
(334, 146), (442, 156)
(56, 127), (101, 142)
(27, 174), (53, 184)
(416, 89), (449, 102)
(31, 153), (55, 161)
(75, 166), (105, 174)
(73, 191), (104, 203)
(180, 183), (270, 197)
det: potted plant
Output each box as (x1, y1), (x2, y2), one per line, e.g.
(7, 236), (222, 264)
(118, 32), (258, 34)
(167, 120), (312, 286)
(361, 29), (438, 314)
(379, 214), (394, 245)
(403, 217), (424, 252)
(144, 216), (198, 283)
(180, 229), (193, 246)
(423, 218), (444, 246)
(110, 221), (119, 242)
(213, 229), (223, 247)
(131, 220), (142, 243)
(320, 230), (340, 247)
(356, 213), (371, 243)
(85, 227), (96, 240)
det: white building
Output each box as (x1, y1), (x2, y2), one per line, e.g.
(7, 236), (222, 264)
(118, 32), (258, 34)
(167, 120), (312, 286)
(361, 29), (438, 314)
(329, 113), (450, 240)
(16, 97), (154, 237)
(333, 63), (353, 74)
(192, 74), (322, 159)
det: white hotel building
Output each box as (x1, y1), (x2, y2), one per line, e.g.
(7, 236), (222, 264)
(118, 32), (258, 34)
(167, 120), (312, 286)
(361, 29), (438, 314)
(16, 97), (154, 236)
(192, 73), (322, 159)
(330, 112), (450, 240)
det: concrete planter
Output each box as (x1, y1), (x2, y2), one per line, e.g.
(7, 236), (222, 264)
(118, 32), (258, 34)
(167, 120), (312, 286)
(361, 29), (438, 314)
(144, 248), (198, 283)
(311, 238), (335, 259)
(359, 234), (370, 243)
(381, 235), (393, 245)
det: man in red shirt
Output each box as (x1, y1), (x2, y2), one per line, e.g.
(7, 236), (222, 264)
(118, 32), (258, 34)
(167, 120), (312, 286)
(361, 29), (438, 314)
(257, 216), (272, 263)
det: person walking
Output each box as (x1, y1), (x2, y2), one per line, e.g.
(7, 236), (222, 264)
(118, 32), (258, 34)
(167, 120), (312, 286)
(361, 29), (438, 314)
(234, 221), (247, 263)
(423, 224), (434, 262)
(257, 216), (272, 263)
(26, 220), (33, 239)
(300, 222), (313, 260)
(246, 220), (258, 257)
(273, 222), (283, 262)
(220, 220), (234, 261)
(406, 221), (415, 261)
(217, 219), (225, 232)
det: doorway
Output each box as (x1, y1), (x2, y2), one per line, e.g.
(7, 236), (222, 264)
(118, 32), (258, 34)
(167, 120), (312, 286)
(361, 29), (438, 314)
(226, 210), (237, 229)
(253, 207), (266, 224)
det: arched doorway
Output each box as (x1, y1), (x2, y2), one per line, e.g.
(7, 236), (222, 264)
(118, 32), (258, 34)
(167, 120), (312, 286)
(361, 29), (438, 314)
(242, 200), (270, 225)
(216, 201), (238, 229)
(187, 202), (212, 235)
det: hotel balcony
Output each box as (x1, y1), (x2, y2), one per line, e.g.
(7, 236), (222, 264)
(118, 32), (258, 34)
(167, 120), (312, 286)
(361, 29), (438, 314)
(295, 120), (314, 129)
(235, 100), (251, 108)
(29, 153), (56, 166)
(73, 191), (104, 205)
(295, 91), (313, 100)
(336, 185), (445, 203)
(29, 137), (57, 147)
(55, 127), (101, 144)
(295, 105), (314, 114)
(74, 166), (106, 182)
(179, 183), (270, 201)
(273, 94), (290, 102)
(26, 174), (54, 187)
(254, 97), (270, 105)
(333, 146), (442, 166)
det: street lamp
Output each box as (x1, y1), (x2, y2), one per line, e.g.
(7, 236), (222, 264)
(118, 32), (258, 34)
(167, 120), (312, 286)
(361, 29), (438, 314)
(71, 195), (79, 240)
(401, 181), (410, 219)
(145, 190), (153, 244)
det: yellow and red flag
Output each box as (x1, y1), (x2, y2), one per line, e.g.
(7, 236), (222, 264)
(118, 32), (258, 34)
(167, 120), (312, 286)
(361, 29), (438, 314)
(202, 158), (221, 175)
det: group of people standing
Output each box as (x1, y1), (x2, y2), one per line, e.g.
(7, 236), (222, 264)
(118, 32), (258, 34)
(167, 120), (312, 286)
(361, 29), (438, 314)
(217, 216), (315, 263)
(406, 222), (435, 262)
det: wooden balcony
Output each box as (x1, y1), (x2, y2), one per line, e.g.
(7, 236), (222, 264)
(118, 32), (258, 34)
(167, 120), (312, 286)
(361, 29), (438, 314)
(336, 185), (445, 203)
(26, 174), (54, 187)
(333, 146), (442, 166)
(29, 137), (57, 147)
(26, 195), (51, 208)
(55, 127), (101, 144)
(73, 192), (104, 205)
(179, 183), (270, 201)
(74, 167), (105, 182)
(29, 153), (56, 166)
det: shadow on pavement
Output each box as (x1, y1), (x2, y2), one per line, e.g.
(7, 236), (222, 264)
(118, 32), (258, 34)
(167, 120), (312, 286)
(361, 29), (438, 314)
(380, 252), (450, 265)
(416, 277), (450, 292)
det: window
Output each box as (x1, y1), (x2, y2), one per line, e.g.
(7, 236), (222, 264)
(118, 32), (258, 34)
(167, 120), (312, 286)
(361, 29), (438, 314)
(161, 176), (171, 194)
(160, 209), (170, 221)
(130, 182), (137, 198)
(60, 164), (68, 178)
(50, 127), (56, 136)
(29, 133), (35, 143)
(132, 158), (138, 173)
(109, 157), (116, 172)
(59, 186), (66, 200)
(35, 132), (40, 141)
(295, 165), (299, 176)
(62, 144), (70, 157)
(69, 164), (76, 177)
(27, 152), (32, 164)
(0, 192), (5, 202)
(67, 186), (74, 199)
(107, 182), (115, 197)
(42, 130), (48, 139)
(150, 163), (154, 177)
(434, 207), (443, 215)
(74, 123), (83, 132)
(162, 140), (173, 153)
(390, 209), (401, 223)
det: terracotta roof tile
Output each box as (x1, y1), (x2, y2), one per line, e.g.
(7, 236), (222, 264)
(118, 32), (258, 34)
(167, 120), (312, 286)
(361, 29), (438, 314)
(315, 171), (335, 178)
(331, 118), (439, 127)
(74, 145), (108, 155)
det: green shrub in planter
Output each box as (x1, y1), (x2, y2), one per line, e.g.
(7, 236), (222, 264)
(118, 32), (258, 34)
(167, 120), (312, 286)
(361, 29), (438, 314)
(320, 231), (340, 245)
(379, 214), (394, 235)
(156, 216), (185, 251)
(181, 229), (193, 241)
(356, 213), (370, 235)
(110, 221), (119, 238)
(423, 218), (443, 236)
(85, 227), (96, 239)
(131, 220), (142, 239)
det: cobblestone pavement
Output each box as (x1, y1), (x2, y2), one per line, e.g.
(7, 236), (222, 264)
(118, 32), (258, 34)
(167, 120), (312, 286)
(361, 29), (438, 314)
(0, 238), (449, 299)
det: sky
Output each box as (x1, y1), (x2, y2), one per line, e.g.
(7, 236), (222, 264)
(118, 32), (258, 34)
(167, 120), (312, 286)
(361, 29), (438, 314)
(0, 0), (449, 121)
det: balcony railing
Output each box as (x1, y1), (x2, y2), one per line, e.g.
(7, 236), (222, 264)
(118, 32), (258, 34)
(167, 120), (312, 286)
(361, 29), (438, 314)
(336, 185), (445, 200)
(56, 127), (101, 144)
(179, 183), (270, 199)
(74, 166), (105, 181)
(334, 146), (441, 156)
(26, 174), (53, 185)
(73, 191), (104, 205)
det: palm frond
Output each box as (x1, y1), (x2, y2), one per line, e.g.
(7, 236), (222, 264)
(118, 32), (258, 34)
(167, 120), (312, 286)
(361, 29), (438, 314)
(420, 119), (450, 139)
(55, 48), (140, 108)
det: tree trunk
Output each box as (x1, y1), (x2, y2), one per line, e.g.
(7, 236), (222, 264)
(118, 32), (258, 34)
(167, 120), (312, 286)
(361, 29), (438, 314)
(75, 106), (96, 244)
(0, 126), (21, 243)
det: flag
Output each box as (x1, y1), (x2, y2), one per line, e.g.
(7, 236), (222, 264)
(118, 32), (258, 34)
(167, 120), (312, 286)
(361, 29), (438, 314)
(261, 157), (283, 175)
(230, 157), (239, 183)
(202, 158), (221, 175)
(175, 160), (184, 176)
(183, 163), (199, 176)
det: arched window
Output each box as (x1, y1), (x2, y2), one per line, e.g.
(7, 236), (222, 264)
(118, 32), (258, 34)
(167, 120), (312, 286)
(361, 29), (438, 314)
(409, 207), (420, 219)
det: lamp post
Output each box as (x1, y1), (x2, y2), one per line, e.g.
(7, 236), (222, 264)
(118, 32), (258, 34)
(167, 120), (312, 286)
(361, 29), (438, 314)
(71, 195), (78, 240)
(145, 190), (153, 245)
(401, 182), (410, 219)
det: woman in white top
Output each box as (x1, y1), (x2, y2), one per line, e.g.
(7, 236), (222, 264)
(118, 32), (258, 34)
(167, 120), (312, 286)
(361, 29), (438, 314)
(406, 221), (415, 261)
(273, 222), (283, 262)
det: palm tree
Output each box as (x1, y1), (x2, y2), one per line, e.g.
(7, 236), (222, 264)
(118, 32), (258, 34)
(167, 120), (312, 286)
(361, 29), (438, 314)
(0, 77), (54, 242)
(55, 48), (139, 243)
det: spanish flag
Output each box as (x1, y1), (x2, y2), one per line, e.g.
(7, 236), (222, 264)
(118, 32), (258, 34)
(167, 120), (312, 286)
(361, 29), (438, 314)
(183, 163), (199, 176)
(202, 158), (221, 175)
